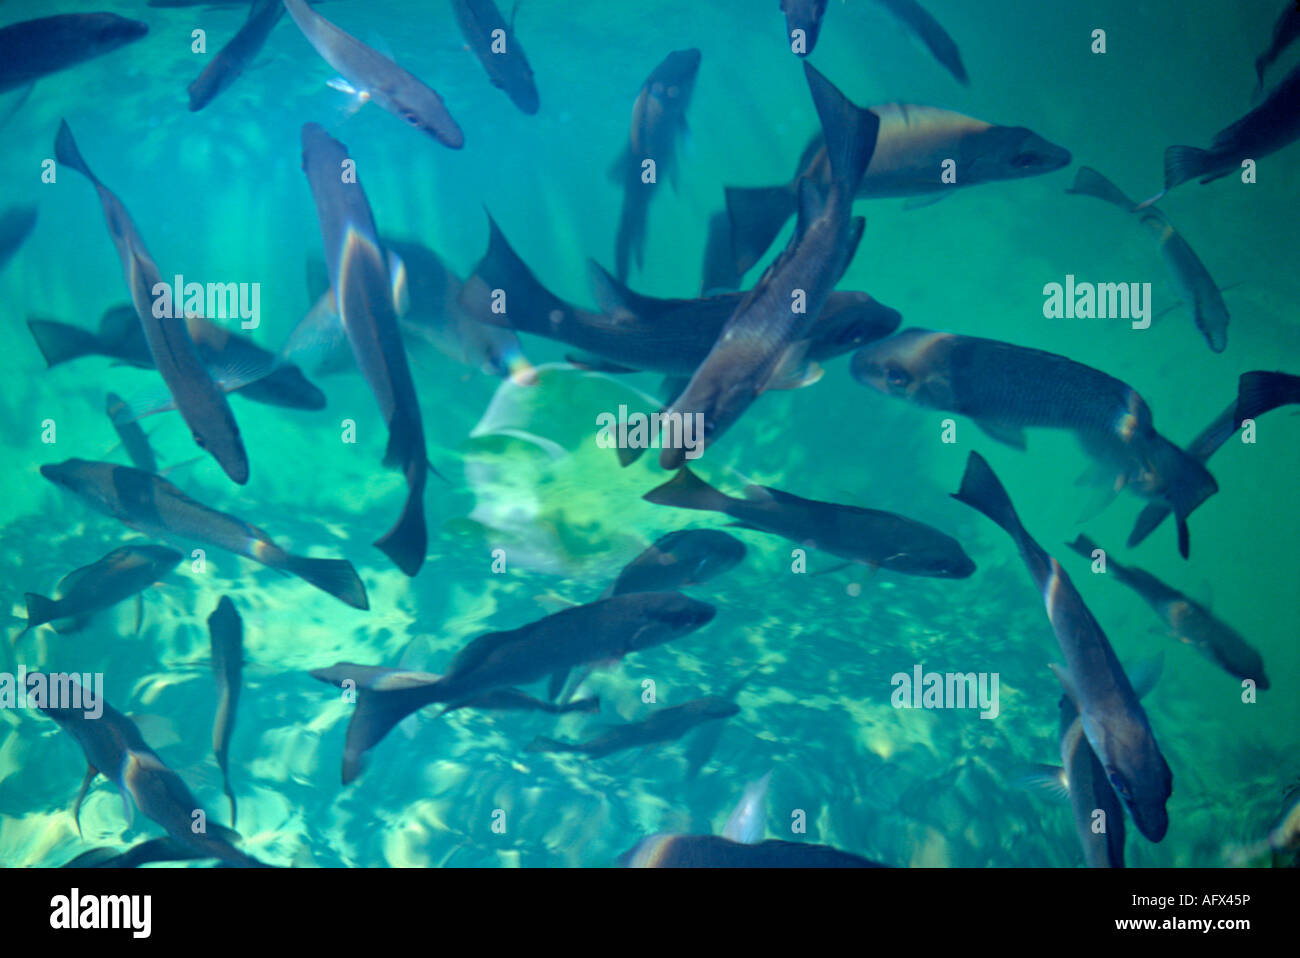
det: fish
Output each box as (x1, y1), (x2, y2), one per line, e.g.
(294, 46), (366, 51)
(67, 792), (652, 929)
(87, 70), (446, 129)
(451, 0), (539, 114)
(611, 49), (701, 282)
(0, 204), (37, 273)
(208, 596), (244, 827)
(440, 687), (600, 716)
(526, 696), (739, 759)
(1066, 166), (1229, 352)
(1022, 694), (1128, 868)
(61, 837), (212, 869)
(282, 0), (463, 147)
(1164, 61), (1300, 190)
(851, 330), (1218, 558)
(300, 123), (430, 576)
(780, 0), (829, 56)
(1066, 535), (1269, 689)
(620, 834), (886, 867)
(951, 451), (1173, 842)
(464, 213), (900, 378)
(645, 466), (975, 578)
(873, 0), (969, 85)
(106, 393), (158, 473)
(725, 106), (1070, 277)
(685, 668), (758, 779)
(1254, 2), (1300, 94)
(17, 544), (182, 639)
(1235, 369), (1300, 423)
(40, 458), (368, 610)
(0, 13), (148, 94)
(309, 592), (715, 782)
(659, 62), (880, 468)
(27, 306), (325, 411)
(699, 211), (743, 294)
(38, 678), (265, 867)
(55, 120), (251, 485)
(187, 0), (286, 111)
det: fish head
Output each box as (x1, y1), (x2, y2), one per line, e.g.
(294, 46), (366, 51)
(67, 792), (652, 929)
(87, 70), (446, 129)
(697, 696), (742, 720)
(629, 593), (716, 649)
(40, 459), (117, 513)
(849, 329), (956, 408)
(905, 540), (976, 579)
(962, 126), (1072, 183)
(781, 0), (828, 51)
(1098, 719), (1173, 842)
(88, 13), (149, 52)
(809, 292), (903, 359)
(657, 529), (747, 584)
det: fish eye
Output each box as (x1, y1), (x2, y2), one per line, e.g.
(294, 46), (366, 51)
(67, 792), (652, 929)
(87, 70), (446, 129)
(403, 111), (420, 126)
(1108, 771), (1131, 799)
(885, 363), (912, 390)
(1011, 152), (1044, 169)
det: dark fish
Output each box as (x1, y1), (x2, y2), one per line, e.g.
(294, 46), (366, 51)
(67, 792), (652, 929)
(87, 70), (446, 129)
(526, 696), (739, 759)
(780, 0), (829, 56)
(612, 49), (701, 282)
(852, 330), (1217, 558)
(621, 835), (887, 867)
(1067, 534), (1268, 689)
(187, 0), (285, 111)
(0, 13), (148, 94)
(1066, 167), (1228, 352)
(451, 0), (539, 114)
(1165, 62), (1300, 190)
(56, 120), (250, 484)
(1255, 2), (1300, 93)
(309, 592), (715, 782)
(40, 458), (368, 610)
(18, 544), (181, 639)
(699, 211), (742, 294)
(208, 596), (244, 827)
(106, 392), (158, 473)
(873, 0), (968, 84)
(726, 106), (1070, 277)
(464, 213), (900, 378)
(0, 204), (37, 272)
(952, 452), (1172, 842)
(606, 529), (746, 597)
(61, 837), (212, 869)
(27, 306), (324, 411)
(440, 687), (600, 716)
(685, 668), (758, 779)
(39, 678), (264, 867)
(301, 123), (429, 576)
(645, 466), (974, 578)
(1235, 369), (1300, 423)
(661, 63), (879, 468)
(283, 0), (463, 147)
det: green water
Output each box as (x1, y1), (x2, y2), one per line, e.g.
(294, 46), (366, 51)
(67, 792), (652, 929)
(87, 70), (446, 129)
(0, 0), (1296, 868)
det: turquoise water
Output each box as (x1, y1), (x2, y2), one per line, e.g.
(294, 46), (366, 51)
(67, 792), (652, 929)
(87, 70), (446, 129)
(0, 0), (1297, 868)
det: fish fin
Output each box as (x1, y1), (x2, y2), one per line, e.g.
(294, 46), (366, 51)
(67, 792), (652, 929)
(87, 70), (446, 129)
(1163, 145), (1217, 190)
(761, 343), (820, 392)
(20, 593), (57, 634)
(901, 193), (951, 211)
(72, 766), (99, 837)
(1072, 468), (1121, 523)
(556, 665), (594, 705)
(387, 249), (409, 317)
(802, 62), (880, 197)
(53, 120), (99, 185)
(1015, 764), (1070, 800)
(133, 594), (144, 636)
(643, 466), (731, 513)
(1236, 371), (1300, 423)
(950, 451), (1027, 540)
(585, 257), (669, 322)
(722, 771), (772, 844)
(110, 385), (177, 424)
(1064, 166), (1138, 211)
(564, 696), (601, 714)
(337, 681), (443, 785)
(1125, 651), (1164, 701)
(1127, 501), (1171, 548)
(547, 669), (570, 701)
(1048, 662), (1081, 708)
(25, 318), (103, 368)
(973, 419), (1028, 450)
(280, 555), (369, 610)
(724, 184), (797, 276)
(617, 443), (648, 467)
(159, 455), (205, 478)
(793, 176), (828, 241)
(374, 477), (428, 576)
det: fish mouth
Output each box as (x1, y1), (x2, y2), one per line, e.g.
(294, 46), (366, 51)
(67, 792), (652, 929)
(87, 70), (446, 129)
(1128, 801), (1170, 843)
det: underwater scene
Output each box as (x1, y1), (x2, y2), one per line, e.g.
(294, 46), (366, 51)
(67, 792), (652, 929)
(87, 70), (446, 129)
(0, 0), (1297, 872)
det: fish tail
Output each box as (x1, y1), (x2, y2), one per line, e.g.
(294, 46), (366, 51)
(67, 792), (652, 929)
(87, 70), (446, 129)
(1065, 166), (1137, 211)
(281, 555), (369, 609)
(1235, 371), (1300, 423)
(1065, 534), (1100, 561)
(613, 190), (646, 283)
(802, 62), (880, 201)
(950, 452), (1028, 542)
(1126, 501), (1171, 548)
(374, 468), (427, 577)
(20, 593), (57, 634)
(724, 184), (798, 276)
(25, 318), (103, 367)
(224, 782), (237, 831)
(54, 119), (97, 183)
(547, 668), (570, 701)
(1163, 145), (1216, 190)
(1149, 438), (1217, 560)
(465, 212), (568, 332)
(643, 466), (732, 514)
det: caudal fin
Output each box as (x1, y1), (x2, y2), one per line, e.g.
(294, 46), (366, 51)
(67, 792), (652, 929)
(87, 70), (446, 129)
(374, 472), (427, 577)
(802, 62), (880, 200)
(1147, 437), (1217, 560)
(1127, 501), (1172, 548)
(462, 211), (571, 333)
(54, 119), (97, 183)
(1065, 166), (1138, 211)
(19, 593), (58, 636)
(950, 452), (1027, 541)
(1164, 145), (1218, 190)
(613, 188), (648, 283)
(699, 210), (742, 293)
(282, 555), (369, 609)
(725, 184), (797, 276)
(643, 466), (733, 514)
(1064, 534), (1101, 561)
(561, 695), (601, 714)
(1236, 371), (1300, 423)
(26, 319), (104, 368)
